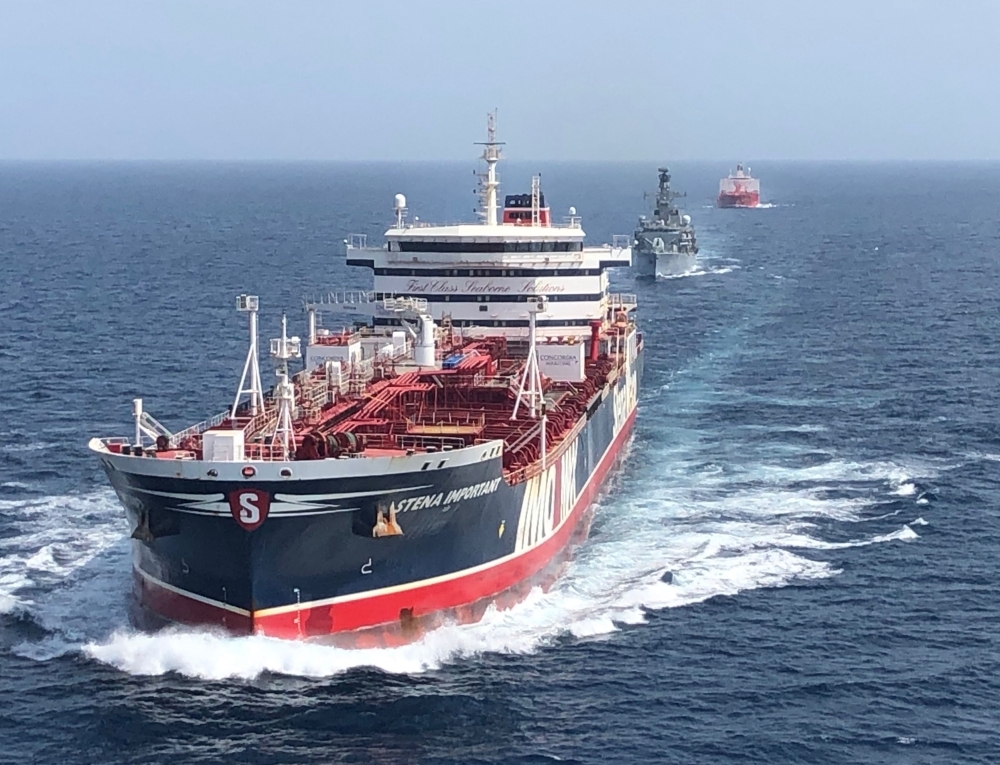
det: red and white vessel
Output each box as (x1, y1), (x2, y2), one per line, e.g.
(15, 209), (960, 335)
(717, 164), (760, 208)
(89, 114), (641, 643)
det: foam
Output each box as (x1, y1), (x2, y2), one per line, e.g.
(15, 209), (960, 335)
(965, 451), (1000, 463)
(886, 525), (919, 542)
(658, 265), (736, 280)
(0, 490), (127, 627)
(80, 449), (923, 680)
(0, 592), (18, 615)
(0, 440), (62, 453)
(5, 431), (932, 680)
(85, 629), (446, 680)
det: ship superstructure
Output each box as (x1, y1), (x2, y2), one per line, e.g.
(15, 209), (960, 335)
(717, 164), (760, 208)
(335, 132), (631, 337)
(633, 167), (698, 278)
(90, 114), (641, 641)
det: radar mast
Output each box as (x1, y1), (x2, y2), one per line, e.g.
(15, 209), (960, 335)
(232, 294), (264, 419)
(269, 314), (301, 459)
(475, 110), (504, 226)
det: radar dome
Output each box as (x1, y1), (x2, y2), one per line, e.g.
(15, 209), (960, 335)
(394, 193), (407, 210)
(682, 214), (691, 225)
(568, 206), (577, 216)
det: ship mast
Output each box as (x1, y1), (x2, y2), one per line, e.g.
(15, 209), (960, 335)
(531, 175), (541, 227)
(647, 167), (684, 221)
(269, 314), (301, 460)
(475, 110), (504, 226)
(511, 296), (549, 468)
(232, 294), (264, 419)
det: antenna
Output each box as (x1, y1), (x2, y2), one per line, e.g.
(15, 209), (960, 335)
(269, 314), (301, 460)
(394, 193), (407, 229)
(530, 175), (541, 227)
(474, 109), (504, 226)
(232, 294), (264, 419)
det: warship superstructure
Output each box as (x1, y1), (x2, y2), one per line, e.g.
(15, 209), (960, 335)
(633, 167), (698, 279)
(89, 115), (641, 642)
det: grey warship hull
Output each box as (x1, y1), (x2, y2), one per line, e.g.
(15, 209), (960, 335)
(635, 250), (697, 279)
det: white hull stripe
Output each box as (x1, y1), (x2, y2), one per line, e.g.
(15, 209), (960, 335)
(274, 487), (434, 502)
(132, 486), (434, 503)
(135, 567), (251, 616)
(131, 486), (435, 518)
(133, 488), (225, 502)
(164, 505), (360, 518)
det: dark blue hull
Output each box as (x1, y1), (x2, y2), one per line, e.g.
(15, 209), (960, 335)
(98, 345), (642, 637)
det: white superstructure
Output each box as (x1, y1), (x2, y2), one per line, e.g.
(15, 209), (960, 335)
(314, 113), (633, 340)
(719, 164), (761, 195)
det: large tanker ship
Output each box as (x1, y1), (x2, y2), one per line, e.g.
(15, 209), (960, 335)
(90, 116), (641, 641)
(717, 164), (761, 208)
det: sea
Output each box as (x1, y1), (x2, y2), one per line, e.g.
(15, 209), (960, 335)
(1, 160), (998, 764)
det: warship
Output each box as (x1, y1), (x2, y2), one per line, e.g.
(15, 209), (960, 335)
(89, 115), (641, 642)
(633, 167), (698, 279)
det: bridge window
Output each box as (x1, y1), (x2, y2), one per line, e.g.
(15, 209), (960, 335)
(395, 240), (582, 254)
(371, 267), (599, 277)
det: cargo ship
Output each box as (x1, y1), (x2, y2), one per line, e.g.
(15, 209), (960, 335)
(717, 164), (760, 208)
(634, 166), (698, 278)
(89, 115), (642, 641)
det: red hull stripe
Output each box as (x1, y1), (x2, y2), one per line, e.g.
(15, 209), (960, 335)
(717, 192), (760, 208)
(135, 567), (254, 633)
(136, 566), (251, 616)
(134, 408), (637, 638)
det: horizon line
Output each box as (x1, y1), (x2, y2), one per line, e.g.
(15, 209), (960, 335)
(0, 157), (997, 164)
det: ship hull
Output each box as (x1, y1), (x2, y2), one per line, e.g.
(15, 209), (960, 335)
(717, 191), (760, 208)
(634, 250), (697, 279)
(99, 347), (642, 641)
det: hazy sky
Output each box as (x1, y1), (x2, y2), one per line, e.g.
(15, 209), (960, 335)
(1, 1), (997, 161)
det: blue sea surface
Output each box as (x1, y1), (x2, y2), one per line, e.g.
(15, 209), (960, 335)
(1, 161), (999, 764)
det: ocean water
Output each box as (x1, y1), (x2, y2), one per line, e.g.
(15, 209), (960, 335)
(1, 161), (999, 764)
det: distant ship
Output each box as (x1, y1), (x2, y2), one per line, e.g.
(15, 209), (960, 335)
(633, 167), (698, 279)
(717, 164), (760, 208)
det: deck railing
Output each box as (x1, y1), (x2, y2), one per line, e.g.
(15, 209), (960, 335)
(169, 410), (230, 448)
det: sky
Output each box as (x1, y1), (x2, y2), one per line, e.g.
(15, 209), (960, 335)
(0, 0), (997, 161)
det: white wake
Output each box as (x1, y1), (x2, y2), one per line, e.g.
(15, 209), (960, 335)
(80, 453), (927, 680)
(2, 444), (932, 678)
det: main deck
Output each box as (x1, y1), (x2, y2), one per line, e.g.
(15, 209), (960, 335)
(103, 299), (638, 485)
